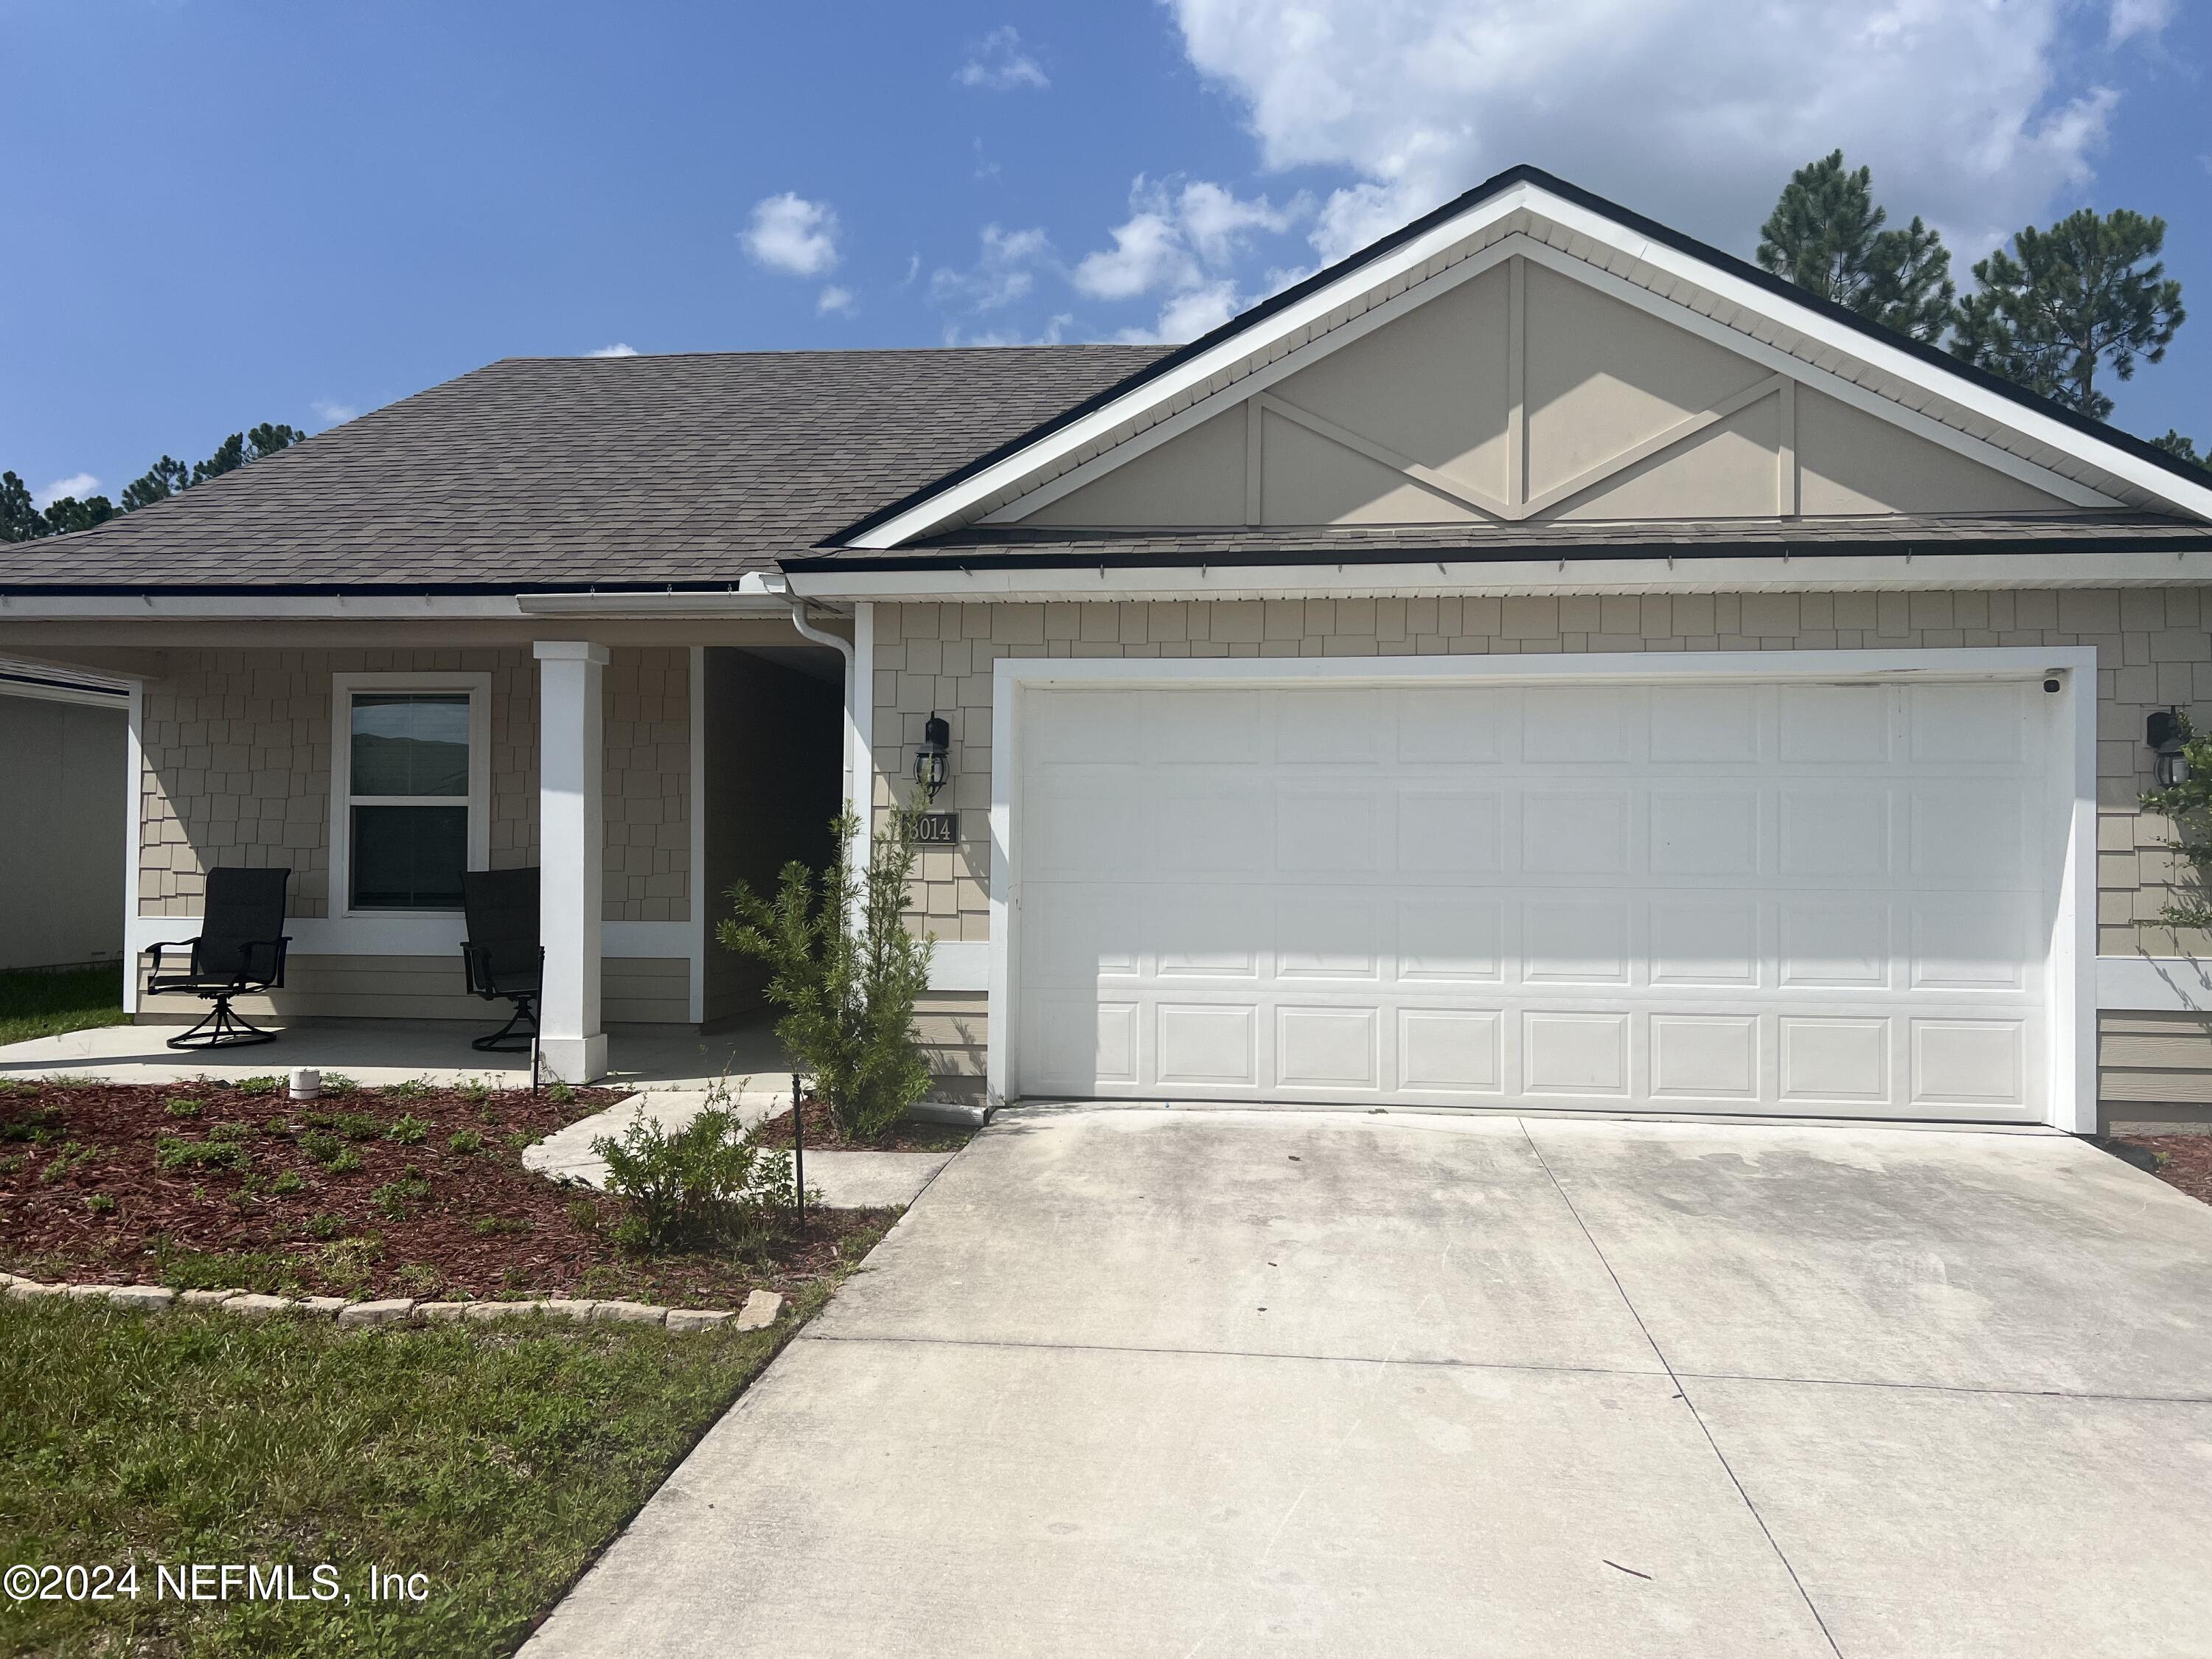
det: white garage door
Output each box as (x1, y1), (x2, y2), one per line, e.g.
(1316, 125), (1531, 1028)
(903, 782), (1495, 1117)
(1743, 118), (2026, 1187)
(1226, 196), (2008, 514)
(1013, 674), (2060, 1121)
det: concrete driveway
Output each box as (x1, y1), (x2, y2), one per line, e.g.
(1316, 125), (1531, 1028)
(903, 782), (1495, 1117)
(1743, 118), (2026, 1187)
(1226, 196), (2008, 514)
(525, 1108), (2212, 1658)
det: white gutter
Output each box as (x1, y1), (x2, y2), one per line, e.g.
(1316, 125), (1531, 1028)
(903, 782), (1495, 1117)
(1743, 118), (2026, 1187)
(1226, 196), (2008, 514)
(785, 600), (871, 888)
(787, 546), (2212, 602)
(0, 574), (790, 622)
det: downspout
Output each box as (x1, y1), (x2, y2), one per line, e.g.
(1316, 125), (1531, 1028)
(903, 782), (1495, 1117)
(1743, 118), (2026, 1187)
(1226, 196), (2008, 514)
(786, 600), (871, 888)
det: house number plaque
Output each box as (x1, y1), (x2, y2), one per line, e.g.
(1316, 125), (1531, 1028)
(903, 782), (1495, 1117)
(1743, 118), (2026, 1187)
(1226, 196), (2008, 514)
(913, 811), (959, 846)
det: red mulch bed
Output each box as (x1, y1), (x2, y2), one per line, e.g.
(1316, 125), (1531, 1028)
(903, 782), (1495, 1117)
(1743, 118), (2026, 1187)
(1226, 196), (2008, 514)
(0, 1079), (894, 1307)
(754, 1094), (974, 1153)
(2117, 1135), (2212, 1206)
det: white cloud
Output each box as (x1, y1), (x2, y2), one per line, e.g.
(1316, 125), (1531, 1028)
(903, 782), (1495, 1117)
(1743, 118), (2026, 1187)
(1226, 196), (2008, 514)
(1072, 176), (1307, 301)
(958, 25), (1048, 91)
(931, 224), (1054, 313)
(1118, 280), (1244, 345)
(2107, 0), (2172, 45)
(584, 344), (637, 360)
(310, 397), (360, 421)
(35, 473), (98, 507)
(817, 285), (856, 316)
(1168, 0), (2137, 262)
(741, 192), (841, 277)
(947, 313), (1080, 348)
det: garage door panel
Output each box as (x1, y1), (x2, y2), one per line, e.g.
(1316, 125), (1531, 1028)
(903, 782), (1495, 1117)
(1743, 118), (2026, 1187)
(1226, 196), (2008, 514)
(1155, 1004), (1258, 1088)
(1652, 789), (1759, 875)
(1277, 1006), (1380, 1091)
(1910, 787), (2028, 883)
(1277, 892), (1383, 981)
(1779, 684), (1890, 763)
(1650, 684), (1762, 763)
(1651, 1015), (1761, 1101)
(1779, 787), (1891, 878)
(1523, 686), (1632, 763)
(1149, 886), (1267, 978)
(1523, 899), (1635, 986)
(1778, 900), (1891, 990)
(1910, 1018), (2026, 1108)
(1397, 1008), (1505, 1092)
(1397, 897), (1505, 984)
(1521, 791), (1632, 874)
(1523, 1010), (1632, 1097)
(1017, 679), (2054, 1121)
(1908, 681), (2028, 765)
(1398, 790), (1506, 873)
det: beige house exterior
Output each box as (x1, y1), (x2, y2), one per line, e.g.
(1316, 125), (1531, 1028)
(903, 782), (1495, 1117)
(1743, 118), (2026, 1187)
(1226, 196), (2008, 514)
(7, 166), (2212, 1134)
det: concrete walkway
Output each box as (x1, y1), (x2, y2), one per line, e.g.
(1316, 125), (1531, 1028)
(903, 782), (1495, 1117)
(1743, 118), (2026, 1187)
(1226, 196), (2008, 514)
(524, 1091), (954, 1208)
(0, 1018), (792, 1091)
(524, 1107), (2212, 1658)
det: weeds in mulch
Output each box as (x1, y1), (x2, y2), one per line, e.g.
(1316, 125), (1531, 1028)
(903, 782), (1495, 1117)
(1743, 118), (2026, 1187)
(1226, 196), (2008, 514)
(2115, 1134), (2212, 1206)
(0, 1079), (892, 1307)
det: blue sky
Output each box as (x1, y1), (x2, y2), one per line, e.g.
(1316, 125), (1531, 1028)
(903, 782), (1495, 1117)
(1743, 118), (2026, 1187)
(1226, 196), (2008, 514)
(4, 0), (2207, 508)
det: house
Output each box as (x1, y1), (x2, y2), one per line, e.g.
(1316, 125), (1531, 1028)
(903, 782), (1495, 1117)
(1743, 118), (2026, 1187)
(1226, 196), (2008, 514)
(0, 657), (129, 972)
(4, 165), (2211, 1134)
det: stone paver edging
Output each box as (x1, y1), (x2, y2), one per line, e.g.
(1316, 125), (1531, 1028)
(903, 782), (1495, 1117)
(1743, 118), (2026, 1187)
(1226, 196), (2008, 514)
(1, 1272), (780, 1332)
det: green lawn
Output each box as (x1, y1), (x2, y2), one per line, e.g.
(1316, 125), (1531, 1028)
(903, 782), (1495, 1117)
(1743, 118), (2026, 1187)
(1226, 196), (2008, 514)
(0, 964), (128, 1047)
(0, 1272), (862, 1656)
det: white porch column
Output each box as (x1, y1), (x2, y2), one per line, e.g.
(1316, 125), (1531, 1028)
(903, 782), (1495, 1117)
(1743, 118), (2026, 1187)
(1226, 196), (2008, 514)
(534, 641), (608, 1083)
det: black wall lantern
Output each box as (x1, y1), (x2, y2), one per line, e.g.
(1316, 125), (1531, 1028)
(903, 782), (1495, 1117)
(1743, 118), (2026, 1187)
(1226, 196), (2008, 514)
(2148, 707), (2190, 790)
(914, 712), (951, 801)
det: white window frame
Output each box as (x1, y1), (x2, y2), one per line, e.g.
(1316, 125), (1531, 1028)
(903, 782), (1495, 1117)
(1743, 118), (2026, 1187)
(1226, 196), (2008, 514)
(329, 671), (493, 919)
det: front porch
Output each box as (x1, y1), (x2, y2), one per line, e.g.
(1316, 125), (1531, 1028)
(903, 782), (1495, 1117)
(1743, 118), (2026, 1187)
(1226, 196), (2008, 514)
(0, 1013), (795, 1094)
(2, 619), (858, 1086)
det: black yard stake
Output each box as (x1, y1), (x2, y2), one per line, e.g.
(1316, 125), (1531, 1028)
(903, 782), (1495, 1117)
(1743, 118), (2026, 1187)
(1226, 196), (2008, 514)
(791, 1071), (804, 1227)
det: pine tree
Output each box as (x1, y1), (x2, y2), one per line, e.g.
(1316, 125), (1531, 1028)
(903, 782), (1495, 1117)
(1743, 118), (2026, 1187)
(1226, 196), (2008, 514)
(2156, 431), (2207, 470)
(1952, 209), (2185, 421)
(1757, 151), (1955, 342)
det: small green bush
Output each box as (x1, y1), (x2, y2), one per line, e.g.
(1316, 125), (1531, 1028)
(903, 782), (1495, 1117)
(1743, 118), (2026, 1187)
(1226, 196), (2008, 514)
(718, 804), (934, 1141)
(548, 1081), (576, 1105)
(385, 1114), (430, 1144)
(592, 1105), (793, 1251)
(471, 1215), (530, 1236)
(153, 1136), (246, 1173)
(207, 1121), (254, 1144)
(270, 1170), (305, 1195)
(38, 1141), (95, 1183)
(386, 1079), (430, 1102)
(299, 1131), (342, 1165)
(448, 1130), (484, 1155)
(328, 1147), (363, 1175)
(459, 1078), (492, 1105)
(321, 1073), (360, 1093)
(84, 1192), (116, 1216)
(331, 1112), (382, 1141)
(235, 1075), (282, 1096)
(161, 1097), (201, 1119)
(307, 1212), (345, 1240)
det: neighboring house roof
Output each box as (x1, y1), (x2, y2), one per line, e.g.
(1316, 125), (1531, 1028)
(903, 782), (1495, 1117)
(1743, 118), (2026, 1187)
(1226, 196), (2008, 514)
(837, 164), (2212, 551)
(0, 347), (1166, 593)
(785, 511), (2212, 574)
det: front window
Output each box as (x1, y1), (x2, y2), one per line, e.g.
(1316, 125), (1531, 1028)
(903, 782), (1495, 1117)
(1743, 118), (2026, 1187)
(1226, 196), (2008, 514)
(332, 676), (489, 914)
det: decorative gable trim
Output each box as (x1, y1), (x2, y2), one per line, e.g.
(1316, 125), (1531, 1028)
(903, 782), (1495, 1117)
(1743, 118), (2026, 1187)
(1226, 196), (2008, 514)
(838, 171), (2212, 549)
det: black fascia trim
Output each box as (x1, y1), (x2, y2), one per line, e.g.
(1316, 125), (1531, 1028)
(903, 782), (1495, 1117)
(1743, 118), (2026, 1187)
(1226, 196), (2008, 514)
(824, 162), (2211, 549)
(785, 532), (2212, 577)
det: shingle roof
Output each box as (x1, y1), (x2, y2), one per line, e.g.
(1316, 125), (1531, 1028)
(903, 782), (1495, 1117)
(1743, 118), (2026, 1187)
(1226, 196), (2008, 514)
(0, 346), (1169, 592)
(784, 512), (2212, 573)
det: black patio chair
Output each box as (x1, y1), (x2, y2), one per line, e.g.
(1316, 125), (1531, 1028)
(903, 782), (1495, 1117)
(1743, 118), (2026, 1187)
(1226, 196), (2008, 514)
(143, 866), (293, 1050)
(460, 869), (543, 1068)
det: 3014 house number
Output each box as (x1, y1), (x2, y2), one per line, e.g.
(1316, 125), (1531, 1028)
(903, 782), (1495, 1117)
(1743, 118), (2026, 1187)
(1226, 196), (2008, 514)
(913, 812), (958, 845)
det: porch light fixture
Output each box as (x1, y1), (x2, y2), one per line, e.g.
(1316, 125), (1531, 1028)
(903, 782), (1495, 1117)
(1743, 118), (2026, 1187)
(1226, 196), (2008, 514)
(914, 712), (951, 802)
(2148, 708), (2190, 790)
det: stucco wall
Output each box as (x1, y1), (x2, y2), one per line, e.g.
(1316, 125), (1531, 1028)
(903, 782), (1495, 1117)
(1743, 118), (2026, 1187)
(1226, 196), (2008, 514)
(136, 646), (689, 924)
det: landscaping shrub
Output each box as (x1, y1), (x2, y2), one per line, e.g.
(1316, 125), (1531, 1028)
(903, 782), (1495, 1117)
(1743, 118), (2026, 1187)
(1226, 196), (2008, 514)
(718, 804), (933, 1141)
(591, 1105), (793, 1251)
